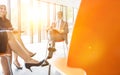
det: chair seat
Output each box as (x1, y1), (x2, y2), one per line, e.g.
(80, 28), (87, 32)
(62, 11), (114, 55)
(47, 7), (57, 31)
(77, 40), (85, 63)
(49, 58), (86, 75)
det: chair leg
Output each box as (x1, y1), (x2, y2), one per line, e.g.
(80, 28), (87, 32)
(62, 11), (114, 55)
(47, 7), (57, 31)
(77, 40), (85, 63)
(5, 56), (13, 75)
(45, 40), (50, 58)
(63, 42), (68, 57)
(48, 65), (51, 75)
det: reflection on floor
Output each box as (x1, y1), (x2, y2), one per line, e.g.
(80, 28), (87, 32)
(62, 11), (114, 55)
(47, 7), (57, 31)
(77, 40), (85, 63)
(0, 38), (69, 75)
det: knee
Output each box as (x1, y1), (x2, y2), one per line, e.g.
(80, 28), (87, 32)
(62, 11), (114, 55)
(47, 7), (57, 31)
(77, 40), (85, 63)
(1, 57), (7, 63)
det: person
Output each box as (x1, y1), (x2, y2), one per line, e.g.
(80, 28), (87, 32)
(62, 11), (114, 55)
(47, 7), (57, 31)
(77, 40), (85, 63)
(46, 11), (69, 59)
(0, 4), (36, 70)
(0, 4), (44, 73)
(0, 4), (13, 75)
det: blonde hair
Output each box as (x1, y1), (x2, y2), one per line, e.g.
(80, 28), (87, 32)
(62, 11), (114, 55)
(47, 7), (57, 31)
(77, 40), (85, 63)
(0, 4), (6, 9)
(0, 4), (7, 18)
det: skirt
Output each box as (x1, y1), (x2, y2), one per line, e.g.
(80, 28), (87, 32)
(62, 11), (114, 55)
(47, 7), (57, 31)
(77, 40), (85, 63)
(0, 32), (8, 53)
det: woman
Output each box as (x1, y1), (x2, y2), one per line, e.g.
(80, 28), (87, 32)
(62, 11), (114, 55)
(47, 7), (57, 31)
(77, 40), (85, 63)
(0, 4), (36, 70)
(0, 4), (44, 72)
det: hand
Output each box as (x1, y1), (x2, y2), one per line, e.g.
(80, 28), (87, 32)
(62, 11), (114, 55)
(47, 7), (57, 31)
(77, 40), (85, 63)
(8, 28), (13, 30)
(46, 26), (52, 32)
(12, 30), (24, 34)
(13, 30), (19, 33)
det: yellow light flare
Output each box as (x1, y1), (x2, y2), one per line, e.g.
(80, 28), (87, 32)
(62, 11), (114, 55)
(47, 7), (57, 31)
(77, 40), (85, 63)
(27, 7), (41, 25)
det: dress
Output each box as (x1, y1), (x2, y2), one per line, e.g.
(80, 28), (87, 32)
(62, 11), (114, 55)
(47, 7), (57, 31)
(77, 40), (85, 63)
(0, 17), (13, 53)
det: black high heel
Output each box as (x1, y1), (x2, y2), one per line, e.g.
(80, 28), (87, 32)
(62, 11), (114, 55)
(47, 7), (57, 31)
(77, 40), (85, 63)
(25, 60), (45, 72)
(14, 63), (23, 70)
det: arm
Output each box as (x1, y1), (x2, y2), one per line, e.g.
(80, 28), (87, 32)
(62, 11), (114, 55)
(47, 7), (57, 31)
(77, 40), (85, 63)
(60, 21), (69, 34)
(64, 22), (69, 34)
(46, 22), (56, 31)
(7, 19), (24, 33)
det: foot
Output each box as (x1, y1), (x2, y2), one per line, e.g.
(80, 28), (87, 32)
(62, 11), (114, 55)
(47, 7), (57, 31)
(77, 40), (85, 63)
(25, 58), (39, 64)
(28, 51), (36, 57)
(14, 61), (22, 70)
(25, 59), (45, 72)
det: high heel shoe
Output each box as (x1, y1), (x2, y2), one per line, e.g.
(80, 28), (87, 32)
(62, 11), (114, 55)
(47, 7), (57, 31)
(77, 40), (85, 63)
(14, 63), (23, 70)
(25, 60), (45, 72)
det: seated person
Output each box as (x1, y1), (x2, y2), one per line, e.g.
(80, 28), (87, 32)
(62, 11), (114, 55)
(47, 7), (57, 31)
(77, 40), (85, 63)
(46, 11), (69, 59)
(0, 4), (45, 73)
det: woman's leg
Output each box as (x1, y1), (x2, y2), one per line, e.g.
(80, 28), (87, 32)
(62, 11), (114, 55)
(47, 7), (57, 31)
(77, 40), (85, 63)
(7, 32), (45, 72)
(13, 33), (36, 67)
(14, 33), (35, 56)
(13, 53), (21, 67)
(1, 45), (12, 75)
(7, 32), (38, 63)
(1, 57), (10, 75)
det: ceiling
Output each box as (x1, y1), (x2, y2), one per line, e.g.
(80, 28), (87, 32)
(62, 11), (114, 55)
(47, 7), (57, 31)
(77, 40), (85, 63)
(37, 0), (81, 8)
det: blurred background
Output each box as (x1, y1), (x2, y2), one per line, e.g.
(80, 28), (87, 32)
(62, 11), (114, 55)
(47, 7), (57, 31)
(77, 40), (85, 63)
(0, 0), (81, 75)
(0, 0), (80, 43)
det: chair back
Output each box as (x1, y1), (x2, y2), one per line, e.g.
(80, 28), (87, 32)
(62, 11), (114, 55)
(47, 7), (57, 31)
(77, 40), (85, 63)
(67, 0), (120, 75)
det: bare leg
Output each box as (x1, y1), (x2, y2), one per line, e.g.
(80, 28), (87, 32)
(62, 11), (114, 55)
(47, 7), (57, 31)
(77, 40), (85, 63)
(1, 46), (12, 75)
(7, 32), (45, 72)
(14, 33), (35, 56)
(1, 57), (10, 75)
(13, 33), (35, 67)
(7, 32), (38, 63)
(13, 53), (21, 67)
